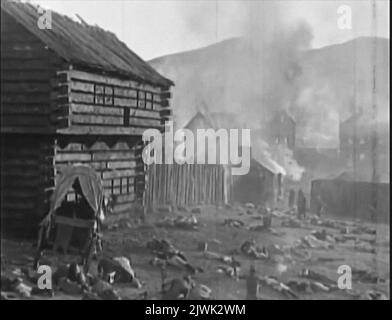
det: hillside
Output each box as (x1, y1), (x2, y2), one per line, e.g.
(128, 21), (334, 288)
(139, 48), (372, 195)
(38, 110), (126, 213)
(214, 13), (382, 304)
(149, 37), (390, 148)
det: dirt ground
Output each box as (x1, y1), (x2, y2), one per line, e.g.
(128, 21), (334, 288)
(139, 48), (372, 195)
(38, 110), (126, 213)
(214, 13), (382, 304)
(1, 205), (390, 300)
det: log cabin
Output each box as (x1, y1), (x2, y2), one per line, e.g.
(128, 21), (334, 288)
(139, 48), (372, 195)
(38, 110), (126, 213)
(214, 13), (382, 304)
(1, 1), (173, 236)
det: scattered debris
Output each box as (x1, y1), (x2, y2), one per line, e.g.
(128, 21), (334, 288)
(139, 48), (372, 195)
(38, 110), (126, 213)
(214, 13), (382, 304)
(223, 218), (245, 228)
(245, 203), (255, 209)
(281, 218), (303, 228)
(58, 277), (83, 295)
(157, 206), (173, 213)
(162, 276), (195, 300)
(191, 207), (202, 214)
(189, 284), (213, 300)
(365, 290), (388, 300)
(14, 280), (32, 298)
(177, 206), (189, 213)
(352, 268), (385, 284)
(157, 215), (199, 230)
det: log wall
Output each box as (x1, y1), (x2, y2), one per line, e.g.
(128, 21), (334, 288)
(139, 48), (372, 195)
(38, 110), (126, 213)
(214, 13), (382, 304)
(1, 134), (55, 236)
(53, 69), (172, 136)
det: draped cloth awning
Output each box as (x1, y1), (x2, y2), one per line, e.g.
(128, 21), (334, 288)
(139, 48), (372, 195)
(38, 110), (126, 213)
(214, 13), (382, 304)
(40, 165), (104, 228)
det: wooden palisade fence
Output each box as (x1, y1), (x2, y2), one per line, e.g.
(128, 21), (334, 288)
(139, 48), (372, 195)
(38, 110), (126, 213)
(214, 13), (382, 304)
(144, 164), (226, 209)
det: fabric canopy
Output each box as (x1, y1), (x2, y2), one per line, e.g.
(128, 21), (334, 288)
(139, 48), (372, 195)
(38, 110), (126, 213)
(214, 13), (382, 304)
(49, 165), (104, 218)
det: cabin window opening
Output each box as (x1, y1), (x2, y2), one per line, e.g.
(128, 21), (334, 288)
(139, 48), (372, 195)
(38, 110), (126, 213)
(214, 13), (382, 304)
(138, 90), (147, 109)
(146, 91), (153, 110)
(104, 85), (114, 106)
(123, 107), (130, 126)
(94, 84), (104, 105)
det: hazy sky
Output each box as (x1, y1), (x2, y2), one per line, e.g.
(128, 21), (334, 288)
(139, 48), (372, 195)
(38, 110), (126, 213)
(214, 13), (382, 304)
(34, 0), (390, 60)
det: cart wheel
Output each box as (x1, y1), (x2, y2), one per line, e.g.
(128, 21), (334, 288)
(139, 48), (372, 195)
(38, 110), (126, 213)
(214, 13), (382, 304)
(33, 226), (45, 270)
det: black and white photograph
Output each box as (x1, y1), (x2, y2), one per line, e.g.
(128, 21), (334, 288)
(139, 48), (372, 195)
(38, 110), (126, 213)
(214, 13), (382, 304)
(0, 0), (390, 304)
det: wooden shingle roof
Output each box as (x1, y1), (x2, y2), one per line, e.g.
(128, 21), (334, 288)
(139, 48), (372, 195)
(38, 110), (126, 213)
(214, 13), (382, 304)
(1, 0), (173, 87)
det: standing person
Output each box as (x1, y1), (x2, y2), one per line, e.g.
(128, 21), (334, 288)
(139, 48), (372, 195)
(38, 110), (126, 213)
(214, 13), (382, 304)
(301, 192), (307, 219)
(316, 195), (326, 217)
(297, 189), (306, 219)
(241, 265), (261, 300)
(288, 189), (296, 209)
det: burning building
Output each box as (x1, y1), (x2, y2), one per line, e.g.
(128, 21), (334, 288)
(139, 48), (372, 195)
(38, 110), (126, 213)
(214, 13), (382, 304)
(265, 110), (296, 150)
(183, 111), (286, 207)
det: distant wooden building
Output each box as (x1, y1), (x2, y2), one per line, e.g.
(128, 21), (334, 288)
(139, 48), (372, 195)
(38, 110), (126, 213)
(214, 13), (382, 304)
(182, 111), (286, 207)
(232, 155), (285, 208)
(310, 174), (390, 223)
(339, 111), (389, 183)
(266, 110), (296, 150)
(1, 1), (173, 235)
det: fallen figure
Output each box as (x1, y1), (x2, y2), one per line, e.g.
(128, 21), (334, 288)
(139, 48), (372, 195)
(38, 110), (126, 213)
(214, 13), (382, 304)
(150, 255), (203, 275)
(299, 268), (337, 289)
(147, 238), (186, 261)
(353, 241), (377, 254)
(202, 243), (241, 267)
(287, 279), (330, 294)
(97, 256), (142, 287)
(161, 276), (213, 300)
(216, 265), (240, 279)
(147, 238), (203, 273)
(240, 240), (269, 260)
(259, 276), (298, 299)
(296, 235), (334, 250)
